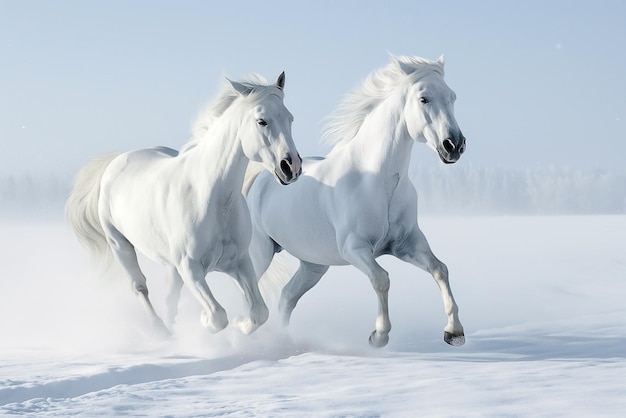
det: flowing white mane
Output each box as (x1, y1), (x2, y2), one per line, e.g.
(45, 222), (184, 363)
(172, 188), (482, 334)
(322, 55), (445, 147)
(181, 74), (280, 153)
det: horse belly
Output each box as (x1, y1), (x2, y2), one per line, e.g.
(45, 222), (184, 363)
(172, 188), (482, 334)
(280, 227), (346, 266)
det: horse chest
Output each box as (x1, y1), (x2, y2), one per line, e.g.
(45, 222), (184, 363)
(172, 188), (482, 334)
(357, 173), (400, 227)
(190, 204), (248, 270)
(194, 238), (239, 271)
(365, 174), (413, 255)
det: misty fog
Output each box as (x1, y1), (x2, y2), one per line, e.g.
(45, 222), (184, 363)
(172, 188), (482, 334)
(2, 165), (624, 220)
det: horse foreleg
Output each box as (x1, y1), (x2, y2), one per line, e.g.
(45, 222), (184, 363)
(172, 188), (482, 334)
(177, 259), (228, 333)
(395, 228), (465, 346)
(279, 261), (329, 326)
(341, 241), (391, 348)
(249, 229), (276, 279)
(226, 256), (269, 335)
(165, 266), (184, 328)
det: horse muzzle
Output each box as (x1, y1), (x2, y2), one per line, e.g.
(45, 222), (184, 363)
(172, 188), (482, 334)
(437, 136), (466, 164)
(275, 153), (302, 185)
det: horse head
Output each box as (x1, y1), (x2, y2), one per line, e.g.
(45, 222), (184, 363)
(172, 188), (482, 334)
(228, 72), (302, 184)
(400, 55), (466, 164)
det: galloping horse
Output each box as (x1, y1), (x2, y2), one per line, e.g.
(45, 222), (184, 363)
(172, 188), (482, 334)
(245, 57), (466, 347)
(67, 73), (302, 335)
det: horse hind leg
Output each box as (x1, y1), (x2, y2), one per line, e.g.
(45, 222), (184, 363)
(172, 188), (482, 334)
(279, 261), (329, 326)
(106, 231), (170, 335)
(165, 266), (184, 328)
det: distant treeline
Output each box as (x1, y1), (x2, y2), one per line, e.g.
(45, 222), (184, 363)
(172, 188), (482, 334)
(1, 166), (625, 219)
(411, 165), (626, 215)
(0, 173), (72, 219)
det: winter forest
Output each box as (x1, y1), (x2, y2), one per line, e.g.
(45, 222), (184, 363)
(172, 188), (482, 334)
(2, 165), (624, 219)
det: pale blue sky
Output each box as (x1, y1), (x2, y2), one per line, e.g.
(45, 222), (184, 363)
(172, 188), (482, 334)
(1, 1), (625, 176)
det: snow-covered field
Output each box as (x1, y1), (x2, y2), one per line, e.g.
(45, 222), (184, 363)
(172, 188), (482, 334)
(1, 216), (625, 416)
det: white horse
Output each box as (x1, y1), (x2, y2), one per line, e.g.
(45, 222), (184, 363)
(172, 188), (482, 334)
(245, 56), (466, 347)
(67, 72), (302, 335)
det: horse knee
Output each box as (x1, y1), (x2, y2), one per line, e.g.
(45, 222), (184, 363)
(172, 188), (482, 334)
(371, 271), (390, 293)
(132, 282), (149, 296)
(430, 260), (449, 281)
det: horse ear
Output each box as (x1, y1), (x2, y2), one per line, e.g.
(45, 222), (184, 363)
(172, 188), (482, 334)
(227, 78), (253, 96)
(437, 54), (445, 68)
(276, 71), (286, 90)
(397, 59), (415, 76)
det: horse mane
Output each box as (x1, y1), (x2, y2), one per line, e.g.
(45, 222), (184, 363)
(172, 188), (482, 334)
(322, 55), (445, 147)
(181, 74), (278, 153)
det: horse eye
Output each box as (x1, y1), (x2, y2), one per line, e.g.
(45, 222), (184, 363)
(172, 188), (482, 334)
(257, 119), (268, 126)
(419, 97), (429, 104)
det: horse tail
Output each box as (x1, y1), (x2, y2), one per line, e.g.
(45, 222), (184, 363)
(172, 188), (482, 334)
(258, 252), (294, 308)
(66, 153), (120, 270)
(242, 161), (266, 197)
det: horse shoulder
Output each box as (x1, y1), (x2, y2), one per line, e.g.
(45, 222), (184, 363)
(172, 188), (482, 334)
(181, 194), (251, 270)
(388, 177), (420, 233)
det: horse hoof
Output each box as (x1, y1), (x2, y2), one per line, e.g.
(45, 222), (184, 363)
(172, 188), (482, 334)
(368, 330), (389, 348)
(444, 331), (465, 346)
(232, 316), (261, 335)
(201, 310), (228, 333)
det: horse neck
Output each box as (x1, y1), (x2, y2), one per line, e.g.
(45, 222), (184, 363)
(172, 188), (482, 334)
(332, 94), (414, 177)
(181, 119), (247, 200)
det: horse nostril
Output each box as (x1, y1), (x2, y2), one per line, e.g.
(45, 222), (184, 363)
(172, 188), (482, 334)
(459, 138), (466, 154)
(280, 159), (292, 179)
(443, 139), (455, 153)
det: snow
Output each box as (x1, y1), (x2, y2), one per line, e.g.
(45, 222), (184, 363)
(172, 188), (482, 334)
(1, 216), (625, 416)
